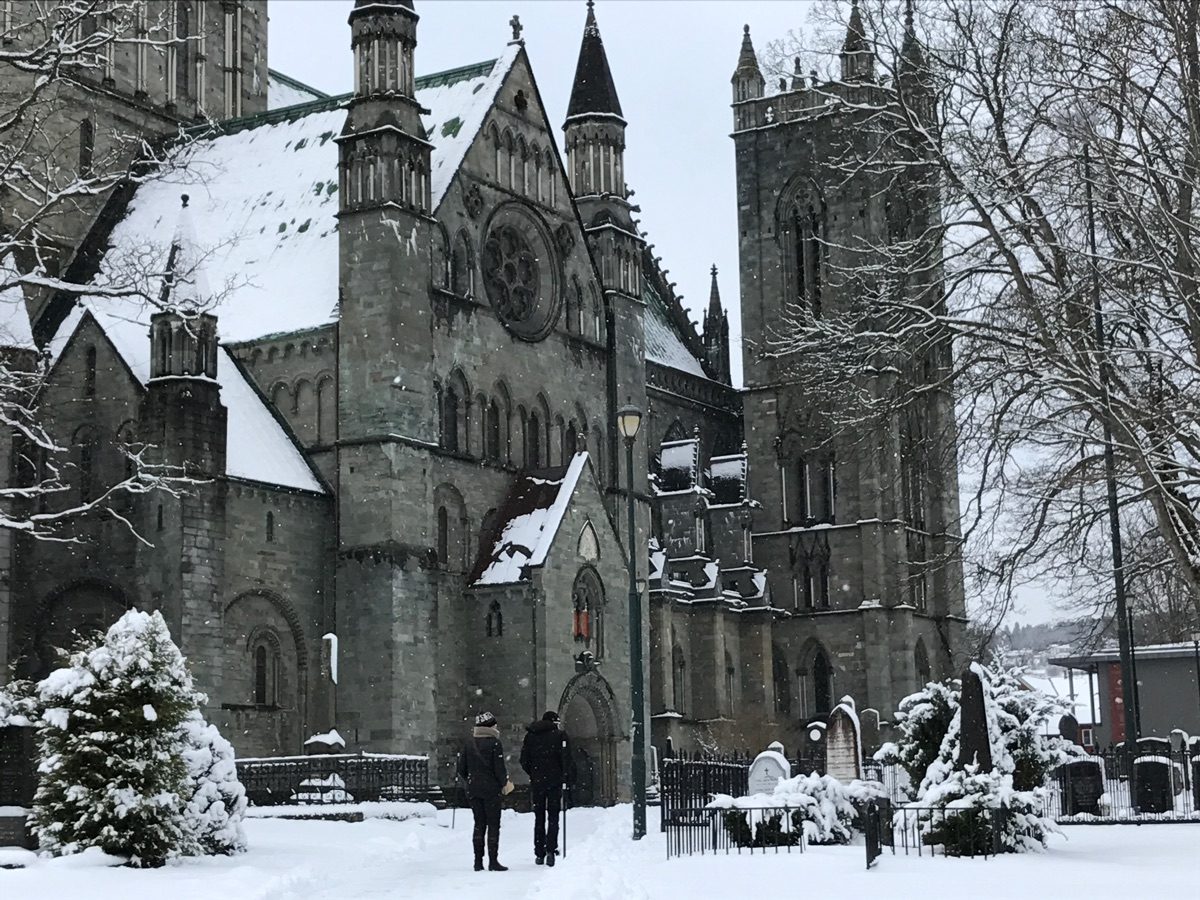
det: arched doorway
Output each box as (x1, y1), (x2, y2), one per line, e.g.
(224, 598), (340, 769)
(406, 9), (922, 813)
(558, 670), (620, 807)
(28, 581), (128, 678)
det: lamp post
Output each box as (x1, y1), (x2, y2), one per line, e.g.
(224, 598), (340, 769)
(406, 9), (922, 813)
(617, 401), (646, 840)
(1192, 632), (1200, 726)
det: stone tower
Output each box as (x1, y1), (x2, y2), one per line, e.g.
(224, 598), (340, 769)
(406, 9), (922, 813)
(731, 4), (965, 721)
(563, 0), (647, 511)
(334, 0), (441, 755)
(137, 197), (229, 709)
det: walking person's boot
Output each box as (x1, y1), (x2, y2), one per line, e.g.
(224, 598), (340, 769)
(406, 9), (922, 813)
(473, 835), (484, 872)
(488, 835), (508, 871)
(546, 851), (556, 867)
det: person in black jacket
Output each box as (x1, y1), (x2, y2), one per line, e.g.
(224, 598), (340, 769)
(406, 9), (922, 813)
(456, 711), (510, 872)
(519, 710), (577, 866)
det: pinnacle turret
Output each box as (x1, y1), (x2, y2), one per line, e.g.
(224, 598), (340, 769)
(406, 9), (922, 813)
(566, 0), (623, 121)
(702, 265), (731, 385)
(840, 0), (875, 82)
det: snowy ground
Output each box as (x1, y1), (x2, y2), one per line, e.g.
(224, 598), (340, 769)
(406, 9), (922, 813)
(1, 806), (1196, 899)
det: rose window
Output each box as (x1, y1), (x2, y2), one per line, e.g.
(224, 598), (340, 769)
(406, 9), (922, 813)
(483, 225), (540, 326)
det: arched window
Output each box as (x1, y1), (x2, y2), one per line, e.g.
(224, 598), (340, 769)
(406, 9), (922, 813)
(527, 411), (541, 467)
(565, 421), (578, 457)
(812, 649), (832, 715)
(672, 644), (687, 714)
(73, 426), (96, 503)
(794, 202), (823, 317)
(316, 377), (335, 445)
(266, 511), (275, 542)
(254, 644), (268, 703)
(915, 639), (932, 687)
(486, 399), (501, 461)
(442, 383), (460, 452)
(84, 345), (97, 397)
(772, 644), (791, 715)
(452, 231), (473, 296)
(724, 651), (736, 717)
(572, 567), (605, 659)
(437, 506), (449, 563)
(79, 118), (94, 177)
(487, 599), (503, 637)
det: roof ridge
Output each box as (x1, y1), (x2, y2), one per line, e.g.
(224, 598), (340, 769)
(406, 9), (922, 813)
(267, 68), (332, 99)
(416, 58), (498, 90)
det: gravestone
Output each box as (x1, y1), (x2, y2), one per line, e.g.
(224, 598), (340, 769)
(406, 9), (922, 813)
(1060, 758), (1104, 816)
(859, 708), (881, 755)
(957, 666), (993, 773)
(1136, 736), (1170, 756)
(1133, 757), (1172, 813)
(1058, 714), (1080, 745)
(826, 697), (863, 782)
(304, 729), (346, 756)
(747, 744), (791, 795)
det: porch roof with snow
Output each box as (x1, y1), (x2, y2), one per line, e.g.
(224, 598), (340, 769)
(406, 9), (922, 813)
(471, 452), (590, 586)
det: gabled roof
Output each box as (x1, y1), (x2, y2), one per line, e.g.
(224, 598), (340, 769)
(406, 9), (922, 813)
(642, 253), (708, 380)
(472, 453), (589, 586)
(76, 48), (520, 347)
(48, 304), (326, 495)
(0, 255), (35, 350)
(267, 69), (330, 110)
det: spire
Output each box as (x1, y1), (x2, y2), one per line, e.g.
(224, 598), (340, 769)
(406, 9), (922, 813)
(707, 264), (722, 318)
(899, 0), (924, 73)
(158, 194), (210, 311)
(566, 0), (623, 120)
(732, 24), (763, 83)
(840, 0), (875, 82)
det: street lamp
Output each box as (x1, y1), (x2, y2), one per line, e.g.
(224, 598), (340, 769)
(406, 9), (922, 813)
(616, 401), (646, 840)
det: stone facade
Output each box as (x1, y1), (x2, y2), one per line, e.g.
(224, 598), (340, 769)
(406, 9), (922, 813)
(0, 0), (966, 800)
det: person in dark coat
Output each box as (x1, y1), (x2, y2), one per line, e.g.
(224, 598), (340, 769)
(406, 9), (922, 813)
(456, 711), (510, 871)
(519, 710), (577, 866)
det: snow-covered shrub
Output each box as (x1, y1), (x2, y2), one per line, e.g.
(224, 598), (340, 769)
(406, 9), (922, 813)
(0, 678), (36, 727)
(911, 664), (1065, 854)
(180, 712), (247, 855)
(875, 679), (959, 799)
(710, 772), (887, 845)
(32, 610), (202, 866)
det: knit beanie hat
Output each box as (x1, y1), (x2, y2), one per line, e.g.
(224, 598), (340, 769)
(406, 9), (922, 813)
(475, 711), (497, 727)
(542, 710), (560, 722)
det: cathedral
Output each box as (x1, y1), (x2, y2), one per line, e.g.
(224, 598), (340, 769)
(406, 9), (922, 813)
(0, 0), (965, 803)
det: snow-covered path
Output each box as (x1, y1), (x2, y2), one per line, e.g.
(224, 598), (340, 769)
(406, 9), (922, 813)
(1, 806), (1196, 899)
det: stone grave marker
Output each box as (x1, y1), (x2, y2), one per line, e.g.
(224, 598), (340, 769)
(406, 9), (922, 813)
(859, 708), (881, 755)
(1134, 756), (1172, 813)
(747, 744), (791, 796)
(1058, 713), (1080, 745)
(957, 666), (993, 772)
(1060, 758), (1104, 816)
(826, 697), (863, 782)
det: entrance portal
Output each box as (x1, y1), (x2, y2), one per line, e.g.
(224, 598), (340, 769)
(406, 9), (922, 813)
(559, 670), (620, 806)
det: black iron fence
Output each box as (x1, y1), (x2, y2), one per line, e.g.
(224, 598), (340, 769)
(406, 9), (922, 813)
(865, 803), (1008, 859)
(665, 806), (810, 859)
(235, 752), (430, 806)
(1049, 745), (1199, 822)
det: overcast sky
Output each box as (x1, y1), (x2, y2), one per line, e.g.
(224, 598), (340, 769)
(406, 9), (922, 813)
(269, 0), (832, 389)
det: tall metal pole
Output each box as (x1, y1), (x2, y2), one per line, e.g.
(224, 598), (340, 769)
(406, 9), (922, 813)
(1192, 637), (1200, 726)
(625, 435), (647, 839)
(1083, 144), (1139, 789)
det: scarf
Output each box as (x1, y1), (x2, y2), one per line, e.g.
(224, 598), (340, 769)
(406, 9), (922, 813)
(473, 725), (501, 740)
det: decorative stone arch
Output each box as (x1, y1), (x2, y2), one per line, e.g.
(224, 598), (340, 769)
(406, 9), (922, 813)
(557, 669), (621, 806)
(451, 228), (475, 296)
(571, 564), (606, 659)
(21, 578), (131, 678)
(434, 482), (469, 571)
(224, 589), (309, 672)
(246, 623), (284, 706)
(270, 381), (292, 413)
(432, 221), (452, 289)
(316, 374), (336, 444)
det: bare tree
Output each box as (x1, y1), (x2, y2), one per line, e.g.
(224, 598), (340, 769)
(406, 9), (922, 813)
(0, 1), (214, 540)
(759, 0), (1200, 630)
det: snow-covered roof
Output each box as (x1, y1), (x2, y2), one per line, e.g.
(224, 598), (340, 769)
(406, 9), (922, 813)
(658, 438), (699, 491)
(49, 305), (326, 494)
(81, 49), (519, 347)
(644, 276), (707, 378)
(0, 255), (35, 350)
(268, 69), (330, 110)
(709, 452), (747, 504)
(472, 452), (589, 586)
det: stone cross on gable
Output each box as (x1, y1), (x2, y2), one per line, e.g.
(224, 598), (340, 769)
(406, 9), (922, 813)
(509, 14), (523, 42)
